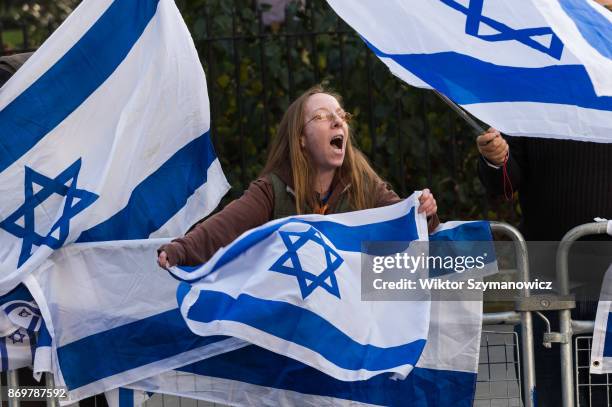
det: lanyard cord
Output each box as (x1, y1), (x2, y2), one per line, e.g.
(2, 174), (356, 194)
(502, 153), (513, 201)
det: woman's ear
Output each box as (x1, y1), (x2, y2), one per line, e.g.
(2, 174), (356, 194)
(300, 136), (305, 148)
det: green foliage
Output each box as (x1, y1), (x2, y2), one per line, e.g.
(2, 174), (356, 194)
(1, 0), (519, 224)
(0, 0), (80, 50)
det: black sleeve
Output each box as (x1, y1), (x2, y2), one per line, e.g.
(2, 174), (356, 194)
(0, 69), (12, 88)
(477, 135), (527, 197)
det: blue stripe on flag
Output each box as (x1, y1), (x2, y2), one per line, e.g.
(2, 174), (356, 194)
(3, 302), (41, 332)
(430, 221), (492, 242)
(178, 345), (477, 407)
(77, 132), (216, 242)
(429, 221), (495, 277)
(0, 337), (7, 371)
(0, 0), (160, 173)
(37, 321), (51, 347)
(205, 207), (418, 276)
(56, 308), (229, 389)
(365, 41), (612, 111)
(3, 302), (40, 315)
(559, 0), (612, 59)
(0, 284), (33, 305)
(179, 285), (426, 372)
(603, 312), (612, 357)
(119, 388), (134, 407)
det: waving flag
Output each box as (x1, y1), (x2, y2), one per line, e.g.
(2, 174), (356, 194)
(30, 201), (491, 404)
(0, 0), (229, 295)
(0, 0), (229, 397)
(327, 0), (612, 143)
(27, 238), (246, 403)
(124, 220), (493, 406)
(125, 297), (482, 407)
(0, 328), (36, 371)
(0, 283), (41, 371)
(534, 0), (612, 96)
(169, 195), (430, 382)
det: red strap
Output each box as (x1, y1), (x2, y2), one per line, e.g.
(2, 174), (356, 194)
(502, 153), (513, 201)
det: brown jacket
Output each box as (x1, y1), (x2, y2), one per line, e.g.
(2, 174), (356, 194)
(160, 168), (439, 266)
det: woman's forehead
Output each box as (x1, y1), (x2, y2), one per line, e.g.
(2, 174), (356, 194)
(304, 93), (341, 112)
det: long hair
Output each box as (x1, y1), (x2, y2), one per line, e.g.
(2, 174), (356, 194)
(261, 85), (383, 214)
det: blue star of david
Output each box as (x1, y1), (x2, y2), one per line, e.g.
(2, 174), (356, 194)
(441, 0), (564, 59)
(0, 159), (98, 267)
(8, 331), (25, 344)
(269, 226), (344, 300)
(18, 308), (32, 318)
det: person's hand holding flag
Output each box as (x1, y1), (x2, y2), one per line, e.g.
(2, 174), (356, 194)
(477, 128), (509, 167)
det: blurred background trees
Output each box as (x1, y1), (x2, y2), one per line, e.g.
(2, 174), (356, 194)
(0, 0), (79, 51)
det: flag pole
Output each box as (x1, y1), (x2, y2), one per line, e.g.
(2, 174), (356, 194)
(433, 90), (485, 135)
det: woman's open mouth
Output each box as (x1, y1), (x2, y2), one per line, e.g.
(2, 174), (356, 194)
(330, 134), (344, 150)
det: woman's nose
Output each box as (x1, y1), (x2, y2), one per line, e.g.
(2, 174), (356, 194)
(330, 114), (342, 127)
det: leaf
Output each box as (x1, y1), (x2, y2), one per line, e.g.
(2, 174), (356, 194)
(217, 74), (231, 89)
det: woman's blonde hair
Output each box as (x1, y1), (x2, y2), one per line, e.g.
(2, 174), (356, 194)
(261, 85), (383, 214)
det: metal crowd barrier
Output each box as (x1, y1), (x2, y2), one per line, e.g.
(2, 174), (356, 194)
(486, 222), (536, 407)
(475, 329), (522, 406)
(556, 222), (611, 407)
(574, 334), (608, 407)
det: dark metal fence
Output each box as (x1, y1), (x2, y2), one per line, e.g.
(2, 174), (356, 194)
(0, 0), (520, 223)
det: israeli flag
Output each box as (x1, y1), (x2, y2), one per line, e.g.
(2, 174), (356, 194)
(0, 284), (38, 335)
(27, 238), (246, 403)
(124, 222), (490, 406)
(128, 299), (482, 407)
(534, 0), (612, 96)
(29, 214), (488, 405)
(326, 0), (612, 143)
(169, 195), (430, 382)
(590, 265), (612, 373)
(0, 0), (229, 295)
(0, 327), (36, 372)
(0, 284), (40, 371)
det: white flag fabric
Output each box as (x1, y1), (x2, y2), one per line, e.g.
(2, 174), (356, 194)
(125, 299), (482, 407)
(0, 327), (36, 371)
(326, 0), (612, 143)
(0, 285), (39, 372)
(0, 283), (41, 371)
(104, 388), (150, 407)
(534, 0), (612, 96)
(590, 263), (612, 373)
(0, 0), (229, 295)
(0, 284), (39, 335)
(169, 195), (430, 382)
(26, 238), (246, 403)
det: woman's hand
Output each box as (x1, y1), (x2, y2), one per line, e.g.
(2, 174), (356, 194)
(418, 188), (437, 218)
(157, 251), (171, 269)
